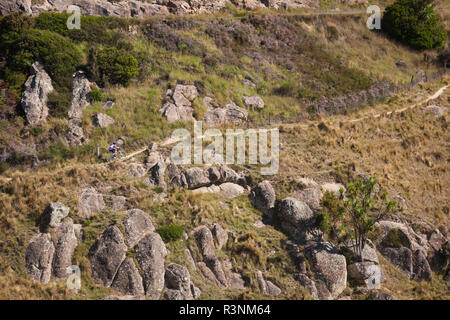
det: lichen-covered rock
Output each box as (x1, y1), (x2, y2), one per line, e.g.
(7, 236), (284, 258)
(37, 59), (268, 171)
(278, 197), (322, 244)
(135, 233), (167, 299)
(43, 202), (70, 228)
(111, 257), (145, 296)
(88, 225), (127, 287)
(79, 187), (105, 218)
(185, 167), (210, 189)
(167, 162), (188, 188)
(294, 187), (323, 211)
(347, 262), (381, 288)
(164, 263), (194, 300)
(257, 271), (281, 295)
(53, 218), (79, 279)
(92, 113), (115, 127)
(250, 180), (276, 214)
(304, 242), (347, 300)
(127, 163), (147, 178)
(243, 95), (265, 110)
(25, 233), (55, 284)
(219, 183), (245, 198)
(146, 161), (167, 190)
(160, 84), (198, 123)
(0, 0), (31, 16)
(105, 195), (126, 211)
(194, 226), (216, 260)
(211, 223), (228, 250)
(294, 273), (319, 300)
(123, 209), (155, 248)
(21, 62), (53, 125)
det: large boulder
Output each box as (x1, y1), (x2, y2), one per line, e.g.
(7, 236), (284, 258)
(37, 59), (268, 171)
(92, 113), (115, 127)
(135, 233), (168, 299)
(25, 233), (55, 284)
(256, 271), (281, 296)
(21, 62), (54, 125)
(164, 263), (199, 300)
(410, 70), (427, 87)
(211, 223), (228, 251)
(203, 102), (248, 126)
(123, 209), (155, 248)
(53, 218), (80, 279)
(146, 161), (167, 190)
(278, 197), (322, 244)
(160, 84), (198, 123)
(88, 225), (127, 287)
(294, 187), (323, 211)
(304, 242), (347, 300)
(194, 226), (216, 260)
(249, 180), (276, 214)
(167, 162), (188, 188)
(68, 71), (92, 119)
(347, 262), (381, 289)
(218, 183), (245, 198)
(185, 167), (211, 189)
(111, 257), (145, 296)
(79, 187), (105, 218)
(43, 202), (70, 228)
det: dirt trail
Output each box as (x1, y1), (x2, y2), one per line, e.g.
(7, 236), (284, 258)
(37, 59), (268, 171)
(0, 84), (447, 184)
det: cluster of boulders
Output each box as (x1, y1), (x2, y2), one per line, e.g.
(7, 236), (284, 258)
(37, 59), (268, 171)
(159, 83), (256, 126)
(188, 224), (246, 290)
(1, 0), (322, 17)
(25, 203), (82, 284)
(87, 208), (201, 299)
(127, 143), (248, 199)
(248, 177), (449, 300)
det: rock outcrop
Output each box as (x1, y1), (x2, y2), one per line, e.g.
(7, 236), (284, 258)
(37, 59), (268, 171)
(25, 233), (55, 284)
(160, 84), (198, 123)
(21, 62), (54, 126)
(92, 113), (115, 127)
(304, 242), (347, 300)
(163, 263), (200, 300)
(88, 225), (128, 287)
(43, 202), (70, 228)
(53, 218), (80, 279)
(242, 95), (265, 110)
(79, 187), (105, 218)
(0, 0), (31, 16)
(249, 180), (276, 215)
(203, 102), (248, 126)
(277, 197), (322, 244)
(123, 209), (155, 248)
(135, 233), (168, 299)
(256, 271), (281, 296)
(111, 257), (145, 296)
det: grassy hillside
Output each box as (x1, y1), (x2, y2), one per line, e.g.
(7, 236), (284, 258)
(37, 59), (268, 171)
(0, 4), (448, 300)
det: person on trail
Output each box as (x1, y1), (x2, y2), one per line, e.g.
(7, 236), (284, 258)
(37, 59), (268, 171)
(109, 142), (119, 159)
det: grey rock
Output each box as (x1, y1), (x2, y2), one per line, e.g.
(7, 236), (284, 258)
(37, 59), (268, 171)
(412, 250), (432, 281)
(167, 162), (188, 188)
(218, 165), (240, 183)
(88, 225), (127, 287)
(135, 233), (168, 299)
(43, 202), (70, 228)
(123, 209), (155, 248)
(79, 187), (105, 218)
(0, 0), (31, 15)
(294, 273), (318, 300)
(426, 105), (447, 117)
(127, 163), (147, 178)
(219, 182), (245, 198)
(146, 161), (166, 190)
(278, 197), (322, 244)
(257, 271), (281, 295)
(53, 218), (79, 279)
(211, 223), (228, 250)
(243, 95), (265, 110)
(197, 261), (220, 286)
(68, 71), (92, 119)
(164, 263), (193, 299)
(341, 239), (379, 264)
(195, 226), (216, 260)
(25, 233), (55, 284)
(304, 242), (347, 300)
(410, 70), (427, 87)
(160, 84), (198, 123)
(92, 113), (115, 127)
(378, 246), (413, 279)
(294, 187), (323, 211)
(185, 167), (210, 189)
(111, 257), (145, 296)
(102, 295), (146, 300)
(347, 262), (381, 288)
(368, 291), (399, 300)
(21, 62), (53, 125)
(105, 195), (126, 211)
(250, 180), (276, 214)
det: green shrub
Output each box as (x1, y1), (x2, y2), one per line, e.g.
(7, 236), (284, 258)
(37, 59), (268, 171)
(0, 29), (82, 90)
(156, 225), (184, 242)
(0, 11), (34, 33)
(95, 46), (139, 87)
(29, 127), (43, 136)
(88, 88), (104, 102)
(382, 0), (446, 50)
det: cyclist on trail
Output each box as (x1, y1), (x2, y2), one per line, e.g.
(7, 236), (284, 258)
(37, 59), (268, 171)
(109, 142), (120, 159)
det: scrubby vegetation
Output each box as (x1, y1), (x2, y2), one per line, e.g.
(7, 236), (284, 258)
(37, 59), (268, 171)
(382, 0), (446, 50)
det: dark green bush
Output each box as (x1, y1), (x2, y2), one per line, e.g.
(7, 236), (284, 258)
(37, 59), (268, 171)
(0, 11), (34, 33)
(0, 162), (9, 174)
(95, 46), (139, 87)
(0, 29), (82, 90)
(88, 88), (104, 102)
(156, 225), (184, 242)
(382, 0), (446, 50)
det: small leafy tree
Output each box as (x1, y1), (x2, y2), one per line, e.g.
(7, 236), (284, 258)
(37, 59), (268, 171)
(318, 176), (397, 261)
(382, 0), (446, 50)
(95, 46), (139, 87)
